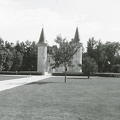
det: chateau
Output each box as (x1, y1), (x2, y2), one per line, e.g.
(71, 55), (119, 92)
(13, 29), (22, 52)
(37, 27), (82, 74)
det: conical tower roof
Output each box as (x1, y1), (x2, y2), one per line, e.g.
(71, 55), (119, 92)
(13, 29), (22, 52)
(38, 28), (46, 44)
(74, 27), (80, 42)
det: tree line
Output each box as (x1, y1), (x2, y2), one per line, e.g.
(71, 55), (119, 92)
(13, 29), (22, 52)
(85, 37), (120, 73)
(0, 36), (120, 73)
(0, 37), (37, 71)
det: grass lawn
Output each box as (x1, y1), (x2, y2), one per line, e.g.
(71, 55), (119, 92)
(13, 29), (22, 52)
(0, 76), (120, 120)
(0, 75), (30, 81)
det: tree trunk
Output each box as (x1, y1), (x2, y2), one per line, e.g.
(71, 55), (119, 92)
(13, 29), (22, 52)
(64, 66), (67, 83)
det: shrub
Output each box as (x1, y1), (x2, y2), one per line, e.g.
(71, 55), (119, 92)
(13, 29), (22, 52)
(82, 57), (98, 78)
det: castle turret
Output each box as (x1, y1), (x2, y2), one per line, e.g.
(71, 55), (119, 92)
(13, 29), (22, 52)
(71, 27), (82, 72)
(37, 28), (47, 74)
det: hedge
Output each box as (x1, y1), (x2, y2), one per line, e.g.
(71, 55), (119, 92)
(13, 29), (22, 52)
(96, 73), (120, 77)
(0, 71), (120, 77)
(52, 72), (120, 77)
(52, 72), (83, 76)
(0, 71), (43, 75)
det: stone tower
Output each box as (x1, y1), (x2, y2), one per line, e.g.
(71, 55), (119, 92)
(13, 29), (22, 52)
(37, 28), (47, 74)
(71, 27), (82, 72)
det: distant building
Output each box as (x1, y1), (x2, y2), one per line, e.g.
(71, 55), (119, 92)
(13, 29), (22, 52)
(37, 27), (82, 74)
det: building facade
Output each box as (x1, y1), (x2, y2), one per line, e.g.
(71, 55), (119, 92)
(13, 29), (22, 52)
(37, 27), (82, 74)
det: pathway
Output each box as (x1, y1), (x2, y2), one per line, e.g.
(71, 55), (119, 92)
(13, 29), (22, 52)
(0, 75), (51, 92)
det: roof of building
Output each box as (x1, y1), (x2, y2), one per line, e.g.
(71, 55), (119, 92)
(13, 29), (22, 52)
(74, 27), (80, 42)
(38, 28), (46, 44)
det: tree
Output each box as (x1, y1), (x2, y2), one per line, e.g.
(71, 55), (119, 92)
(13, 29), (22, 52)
(3, 50), (14, 71)
(82, 56), (98, 79)
(85, 38), (120, 73)
(94, 40), (107, 72)
(105, 41), (120, 64)
(52, 35), (80, 83)
(29, 41), (37, 71)
(87, 37), (97, 59)
(10, 50), (23, 71)
(21, 41), (37, 71)
(0, 37), (7, 70)
(3, 41), (14, 71)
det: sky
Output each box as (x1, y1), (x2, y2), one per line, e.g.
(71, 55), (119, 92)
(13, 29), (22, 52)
(0, 0), (120, 48)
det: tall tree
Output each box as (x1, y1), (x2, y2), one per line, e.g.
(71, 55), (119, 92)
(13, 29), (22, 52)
(52, 35), (80, 83)
(10, 49), (23, 71)
(0, 37), (6, 70)
(3, 49), (14, 71)
(87, 37), (97, 59)
(94, 40), (107, 72)
(21, 41), (37, 71)
(3, 41), (14, 71)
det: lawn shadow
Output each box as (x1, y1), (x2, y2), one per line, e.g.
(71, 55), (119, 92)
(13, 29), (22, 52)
(26, 81), (60, 85)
